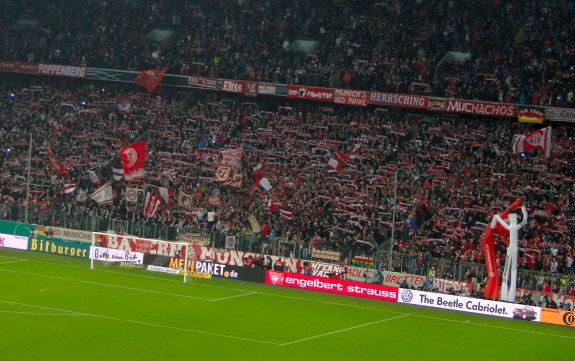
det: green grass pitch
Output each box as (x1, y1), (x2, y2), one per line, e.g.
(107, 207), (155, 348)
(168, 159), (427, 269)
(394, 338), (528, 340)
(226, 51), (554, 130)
(0, 249), (573, 361)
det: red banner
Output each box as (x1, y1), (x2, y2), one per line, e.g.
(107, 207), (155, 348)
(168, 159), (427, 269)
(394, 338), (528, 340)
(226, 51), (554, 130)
(287, 85), (334, 102)
(0, 60), (39, 74)
(187, 76), (217, 89)
(334, 89), (368, 106)
(244, 81), (258, 97)
(221, 80), (245, 93)
(266, 271), (398, 302)
(369, 92), (427, 109)
(427, 98), (517, 117)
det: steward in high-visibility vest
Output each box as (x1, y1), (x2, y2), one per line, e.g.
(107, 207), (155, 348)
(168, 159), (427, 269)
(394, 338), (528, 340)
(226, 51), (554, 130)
(273, 259), (285, 271)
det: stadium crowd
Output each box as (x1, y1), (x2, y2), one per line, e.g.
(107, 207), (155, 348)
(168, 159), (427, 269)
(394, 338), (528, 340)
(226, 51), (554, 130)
(1, 0), (574, 107)
(1, 0), (575, 300)
(1, 75), (574, 298)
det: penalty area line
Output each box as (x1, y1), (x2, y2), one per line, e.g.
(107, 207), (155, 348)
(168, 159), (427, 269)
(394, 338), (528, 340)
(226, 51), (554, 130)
(0, 259), (27, 266)
(0, 310), (86, 316)
(280, 314), (409, 346)
(211, 292), (257, 302)
(0, 268), (213, 302)
(0, 299), (281, 346)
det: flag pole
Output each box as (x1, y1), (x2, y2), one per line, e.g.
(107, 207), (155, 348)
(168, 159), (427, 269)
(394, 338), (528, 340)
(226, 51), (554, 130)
(24, 133), (32, 224)
(389, 170), (398, 271)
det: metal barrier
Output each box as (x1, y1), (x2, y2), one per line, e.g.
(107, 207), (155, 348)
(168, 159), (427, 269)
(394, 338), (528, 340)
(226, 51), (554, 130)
(2, 205), (178, 241)
(3, 204), (572, 292)
(380, 250), (575, 292)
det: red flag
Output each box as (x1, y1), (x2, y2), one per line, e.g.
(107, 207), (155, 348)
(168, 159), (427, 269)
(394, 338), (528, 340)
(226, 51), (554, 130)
(327, 151), (352, 173)
(156, 187), (174, 207)
(512, 127), (552, 158)
(120, 141), (147, 181)
(280, 208), (294, 220)
(63, 182), (77, 194)
(265, 198), (277, 211)
(47, 147), (68, 176)
(144, 191), (162, 218)
(134, 67), (168, 93)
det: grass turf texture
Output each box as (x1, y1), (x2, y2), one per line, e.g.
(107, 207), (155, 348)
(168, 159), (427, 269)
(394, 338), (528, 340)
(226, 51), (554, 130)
(0, 249), (573, 361)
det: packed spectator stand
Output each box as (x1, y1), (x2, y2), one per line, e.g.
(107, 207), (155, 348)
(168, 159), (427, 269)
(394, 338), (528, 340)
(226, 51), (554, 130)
(0, 0), (575, 302)
(1, 0), (574, 107)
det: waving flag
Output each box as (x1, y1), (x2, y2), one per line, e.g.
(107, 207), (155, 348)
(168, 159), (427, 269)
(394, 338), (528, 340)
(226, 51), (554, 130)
(63, 182), (77, 194)
(512, 127), (552, 158)
(134, 67), (168, 93)
(143, 191), (162, 218)
(177, 191), (193, 210)
(327, 150), (352, 173)
(90, 181), (113, 205)
(120, 141), (147, 181)
(280, 208), (294, 220)
(87, 170), (101, 185)
(47, 147), (68, 176)
(259, 177), (272, 191)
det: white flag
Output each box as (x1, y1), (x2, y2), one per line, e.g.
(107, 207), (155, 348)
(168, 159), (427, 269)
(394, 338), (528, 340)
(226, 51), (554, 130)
(125, 187), (139, 203)
(259, 177), (272, 191)
(90, 181), (113, 205)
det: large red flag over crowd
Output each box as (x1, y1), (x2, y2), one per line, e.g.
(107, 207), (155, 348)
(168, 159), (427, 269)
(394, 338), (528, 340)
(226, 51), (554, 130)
(134, 67), (168, 93)
(120, 141), (147, 181)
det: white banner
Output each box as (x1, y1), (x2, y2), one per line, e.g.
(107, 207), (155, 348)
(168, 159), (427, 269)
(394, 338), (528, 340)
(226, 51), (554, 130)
(382, 271), (425, 288)
(42, 227), (93, 243)
(433, 278), (473, 295)
(147, 265), (180, 274)
(89, 246), (144, 264)
(345, 266), (377, 282)
(398, 289), (542, 321)
(311, 248), (341, 261)
(0, 233), (28, 250)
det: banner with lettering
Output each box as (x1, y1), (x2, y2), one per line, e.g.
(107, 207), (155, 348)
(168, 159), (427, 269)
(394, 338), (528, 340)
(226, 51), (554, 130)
(545, 107), (575, 123)
(382, 271), (425, 288)
(89, 246), (144, 264)
(29, 237), (90, 258)
(368, 91), (428, 109)
(432, 278), (473, 295)
(518, 106), (545, 123)
(0, 60), (86, 78)
(334, 89), (368, 106)
(287, 85), (334, 102)
(266, 271), (398, 302)
(37, 226), (93, 243)
(311, 248), (341, 261)
(427, 98), (517, 117)
(186, 76), (218, 89)
(221, 79), (246, 93)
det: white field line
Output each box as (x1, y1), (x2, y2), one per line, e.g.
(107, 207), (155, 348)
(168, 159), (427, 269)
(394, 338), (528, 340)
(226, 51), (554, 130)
(0, 300), (281, 346)
(0, 268), (212, 302)
(0, 310), (85, 316)
(0, 259), (27, 266)
(0, 254), (26, 260)
(6, 257), (575, 341)
(280, 314), (409, 346)
(211, 292), (256, 302)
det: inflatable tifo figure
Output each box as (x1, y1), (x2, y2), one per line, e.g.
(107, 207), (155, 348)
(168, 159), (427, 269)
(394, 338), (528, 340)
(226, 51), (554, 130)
(481, 198), (527, 302)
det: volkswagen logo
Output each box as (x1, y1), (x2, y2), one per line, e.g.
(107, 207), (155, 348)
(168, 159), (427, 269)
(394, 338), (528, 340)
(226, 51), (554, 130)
(401, 290), (413, 303)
